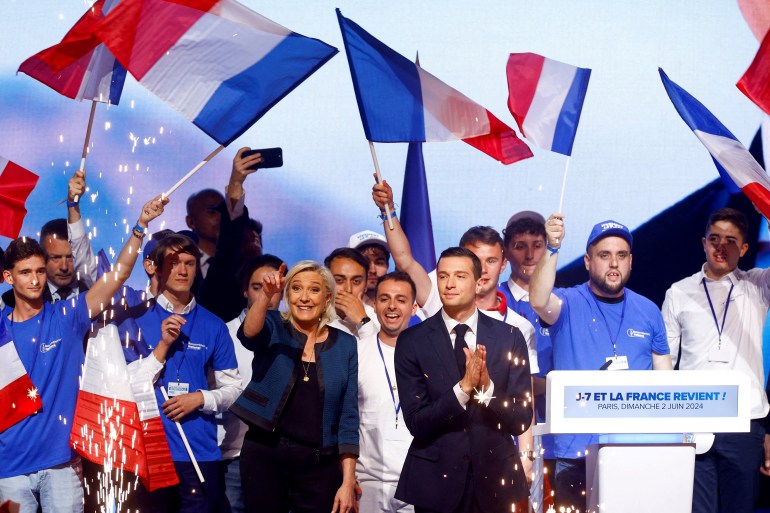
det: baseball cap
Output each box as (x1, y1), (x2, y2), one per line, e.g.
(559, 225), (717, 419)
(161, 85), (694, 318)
(348, 230), (389, 252)
(504, 210), (546, 232)
(585, 220), (633, 251)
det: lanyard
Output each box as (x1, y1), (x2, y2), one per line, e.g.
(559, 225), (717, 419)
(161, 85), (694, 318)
(376, 337), (401, 428)
(154, 303), (199, 384)
(589, 291), (626, 357)
(701, 278), (734, 347)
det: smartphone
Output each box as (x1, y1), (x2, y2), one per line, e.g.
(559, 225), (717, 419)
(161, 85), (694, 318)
(242, 147), (283, 169)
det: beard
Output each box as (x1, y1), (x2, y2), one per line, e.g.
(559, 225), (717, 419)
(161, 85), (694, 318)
(589, 268), (630, 297)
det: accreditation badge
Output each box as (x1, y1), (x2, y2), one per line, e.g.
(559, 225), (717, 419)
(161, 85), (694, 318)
(605, 355), (629, 371)
(168, 382), (190, 397)
(708, 346), (730, 363)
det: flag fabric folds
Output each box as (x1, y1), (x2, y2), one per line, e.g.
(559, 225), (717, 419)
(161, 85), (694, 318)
(506, 53), (591, 156)
(336, 9), (532, 165)
(0, 323), (42, 434)
(400, 142), (436, 272)
(95, 0), (338, 146)
(18, 0), (126, 104)
(71, 325), (178, 491)
(0, 158), (39, 240)
(738, 28), (770, 116)
(660, 68), (770, 218)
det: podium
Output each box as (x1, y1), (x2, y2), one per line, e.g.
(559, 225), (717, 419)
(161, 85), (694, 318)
(533, 370), (751, 513)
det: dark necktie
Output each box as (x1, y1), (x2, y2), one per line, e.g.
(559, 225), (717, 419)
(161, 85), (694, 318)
(56, 286), (72, 301)
(453, 323), (469, 376)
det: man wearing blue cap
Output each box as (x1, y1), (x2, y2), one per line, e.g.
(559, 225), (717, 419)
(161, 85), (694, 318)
(529, 213), (672, 512)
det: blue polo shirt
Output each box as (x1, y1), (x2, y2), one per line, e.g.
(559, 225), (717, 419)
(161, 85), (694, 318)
(0, 293), (91, 477)
(549, 282), (669, 458)
(128, 300), (237, 462)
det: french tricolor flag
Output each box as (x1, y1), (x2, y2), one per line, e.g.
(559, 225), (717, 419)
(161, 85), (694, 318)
(0, 325), (42, 434)
(95, 0), (338, 146)
(18, 0), (126, 104)
(660, 68), (770, 218)
(337, 10), (532, 165)
(506, 53), (591, 156)
(71, 325), (178, 491)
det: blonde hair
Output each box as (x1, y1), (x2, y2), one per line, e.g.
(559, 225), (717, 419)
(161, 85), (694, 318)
(280, 260), (336, 331)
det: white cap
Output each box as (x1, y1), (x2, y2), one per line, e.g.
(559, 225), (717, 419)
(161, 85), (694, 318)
(348, 230), (389, 252)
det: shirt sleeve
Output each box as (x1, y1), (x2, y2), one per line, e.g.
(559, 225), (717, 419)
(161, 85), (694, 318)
(650, 301), (672, 356)
(454, 380), (495, 409)
(199, 368), (243, 413)
(68, 218), (98, 287)
(418, 270), (442, 318)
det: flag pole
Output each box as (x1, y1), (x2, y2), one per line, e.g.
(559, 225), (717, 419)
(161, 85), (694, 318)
(72, 100), (98, 203)
(368, 141), (394, 230)
(160, 386), (205, 484)
(557, 156), (570, 213)
(163, 145), (225, 199)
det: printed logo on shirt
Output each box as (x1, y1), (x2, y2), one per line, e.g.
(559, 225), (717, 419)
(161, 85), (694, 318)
(626, 329), (650, 339)
(539, 327), (550, 337)
(187, 342), (206, 351)
(40, 339), (61, 353)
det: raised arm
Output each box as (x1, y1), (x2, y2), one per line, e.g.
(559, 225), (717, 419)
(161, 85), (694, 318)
(242, 263), (286, 339)
(67, 169), (98, 287)
(530, 213), (565, 325)
(86, 195), (167, 318)
(371, 177), (432, 306)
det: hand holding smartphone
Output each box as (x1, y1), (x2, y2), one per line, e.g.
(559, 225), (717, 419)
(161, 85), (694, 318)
(242, 147), (283, 170)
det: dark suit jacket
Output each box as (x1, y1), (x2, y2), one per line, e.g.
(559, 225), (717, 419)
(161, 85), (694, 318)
(394, 310), (532, 513)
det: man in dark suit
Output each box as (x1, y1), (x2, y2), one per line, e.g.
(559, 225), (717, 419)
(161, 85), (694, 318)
(394, 247), (533, 513)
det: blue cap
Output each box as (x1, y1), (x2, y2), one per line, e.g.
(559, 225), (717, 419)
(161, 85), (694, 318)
(585, 220), (633, 251)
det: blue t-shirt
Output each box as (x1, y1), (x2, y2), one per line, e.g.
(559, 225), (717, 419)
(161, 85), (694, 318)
(124, 302), (237, 462)
(499, 281), (556, 458)
(549, 282), (669, 459)
(0, 293), (91, 477)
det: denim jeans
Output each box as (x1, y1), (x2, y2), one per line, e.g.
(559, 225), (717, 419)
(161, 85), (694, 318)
(0, 458), (83, 513)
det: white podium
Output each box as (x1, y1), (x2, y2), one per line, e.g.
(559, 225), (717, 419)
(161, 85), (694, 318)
(533, 370), (751, 513)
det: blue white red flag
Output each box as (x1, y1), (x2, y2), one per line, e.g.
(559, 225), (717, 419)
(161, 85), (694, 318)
(660, 68), (770, 218)
(18, 0), (126, 104)
(737, 27), (770, 116)
(400, 142), (436, 272)
(506, 53), (591, 156)
(0, 322), (42, 434)
(336, 10), (532, 165)
(95, 0), (338, 146)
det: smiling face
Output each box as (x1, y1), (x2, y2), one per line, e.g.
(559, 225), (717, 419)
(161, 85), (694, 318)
(374, 278), (416, 338)
(360, 245), (389, 293)
(4, 255), (47, 304)
(702, 220), (748, 279)
(437, 255), (480, 319)
(463, 242), (506, 299)
(584, 236), (632, 298)
(286, 270), (331, 327)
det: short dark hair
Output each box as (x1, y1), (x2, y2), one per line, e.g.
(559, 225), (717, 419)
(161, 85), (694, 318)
(503, 218), (546, 248)
(153, 234), (202, 271)
(358, 242), (390, 261)
(376, 271), (416, 301)
(437, 246), (482, 280)
(459, 226), (503, 249)
(324, 247), (369, 275)
(246, 218), (263, 236)
(185, 188), (224, 216)
(40, 219), (68, 245)
(239, 254), (285, 291)
(4, 237), (45, 270)
(707, 208), (749, 242)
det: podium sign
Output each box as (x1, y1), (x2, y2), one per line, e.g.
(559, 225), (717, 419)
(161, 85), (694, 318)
(535, 370), (751, 435)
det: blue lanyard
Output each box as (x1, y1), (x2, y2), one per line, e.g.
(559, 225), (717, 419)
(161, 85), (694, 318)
(701, 278), (734, 347)
(376, 337), (401, 427)
(589, 291), (626, 357)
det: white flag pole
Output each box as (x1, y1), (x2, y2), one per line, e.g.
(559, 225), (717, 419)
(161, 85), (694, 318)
(71, 100), (98, 203)
(557, 156), (571, 213)
(160, 386), (205, 484)
(163, 145), (226, 199)
(369, 141), (395, 230)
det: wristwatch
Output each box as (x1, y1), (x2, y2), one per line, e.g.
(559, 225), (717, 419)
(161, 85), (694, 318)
(356, 316), (371, 330)
(519, 450), (535, 461)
